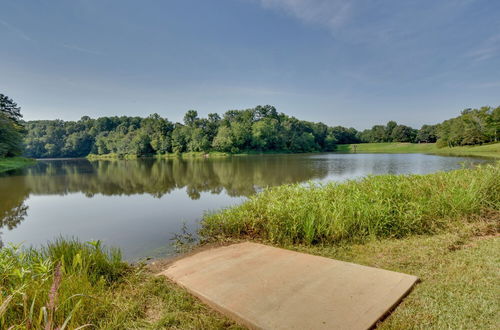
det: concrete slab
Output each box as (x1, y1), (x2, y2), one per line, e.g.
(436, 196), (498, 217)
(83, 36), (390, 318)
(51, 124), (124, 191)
(160, 242), (418, 330)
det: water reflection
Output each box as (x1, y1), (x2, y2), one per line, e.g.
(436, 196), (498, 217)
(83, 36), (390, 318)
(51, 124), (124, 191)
(0, 154), (488, 258)
(14, 156), (330, 198)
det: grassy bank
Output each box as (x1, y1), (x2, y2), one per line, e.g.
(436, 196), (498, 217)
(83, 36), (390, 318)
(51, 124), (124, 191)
(83, 143), (500, 161)
(0, 157), (35, 173)
(334, 142), (500, 158)
(201, 163), (499, 245)
(0, 239), (241, 329)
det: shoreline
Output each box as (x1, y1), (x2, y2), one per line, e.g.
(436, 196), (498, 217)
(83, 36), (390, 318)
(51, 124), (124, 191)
(333, 142), (500, 158)
(0, 157), (36, 173)
(32, 142), (498, 161)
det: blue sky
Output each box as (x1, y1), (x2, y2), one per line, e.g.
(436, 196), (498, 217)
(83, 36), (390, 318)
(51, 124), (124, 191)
(1, 0), (499, 129)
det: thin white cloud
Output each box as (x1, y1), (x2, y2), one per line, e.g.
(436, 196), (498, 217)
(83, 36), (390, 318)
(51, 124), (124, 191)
(466, 34), (500, 62)
(1, 18), (102, 56)
(252, 0), (483, 47)
(256, 0), (353, 30)
(62, 44), (102, 56)
(0, 18), (32, 41)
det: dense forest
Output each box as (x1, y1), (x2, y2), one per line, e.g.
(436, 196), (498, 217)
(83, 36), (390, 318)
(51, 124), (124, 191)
(23, 105), (362, 158)
(1, 93), (499, 159)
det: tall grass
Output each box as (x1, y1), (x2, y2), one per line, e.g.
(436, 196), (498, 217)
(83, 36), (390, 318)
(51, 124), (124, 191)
(201, 163), (500, 245)
(0, 238), (241, 329)
(0, 238), (128, 328)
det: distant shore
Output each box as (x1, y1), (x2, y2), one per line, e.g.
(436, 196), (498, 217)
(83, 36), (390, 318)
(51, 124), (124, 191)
(83, 142), (500, 160)
(334, 142), (500, 158)
(86, 150), (306, 160)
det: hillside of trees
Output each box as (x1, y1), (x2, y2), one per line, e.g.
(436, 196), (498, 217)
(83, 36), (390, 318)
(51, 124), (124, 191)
(23, 105), (363, 158)
(0, 94), (25, 158)
(0, 90), (497, 159)
(23, 105), (499, 159)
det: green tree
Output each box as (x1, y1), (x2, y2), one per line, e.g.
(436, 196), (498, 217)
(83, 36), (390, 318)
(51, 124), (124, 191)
(370, 125), (387, 142)
(391, 125), (416, 142)
(230, 121), (252, 151)
(62, 131), (94, 157)
(171, 125), (189, 153)
(485, 106), (499, 142)
(293, 132), (317, 152)
(416, 125), (437, 143)
(435, 107), (499, 147)
(0, 94), (24, 157)
(324, 131), (338, 151)
(141, 114), (173, 154)
(385, 121), (398, 141)
(251, 118), (279, 150)
(0, 94), (22, 124)
(130, 132), (154, 156)
(188, 128), (211, 152)
(212, 126), (235, 152)
(183, 110), (199, 127)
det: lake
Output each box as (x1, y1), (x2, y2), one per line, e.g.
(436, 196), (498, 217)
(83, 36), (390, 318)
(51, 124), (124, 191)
(0, 153), (489, 260)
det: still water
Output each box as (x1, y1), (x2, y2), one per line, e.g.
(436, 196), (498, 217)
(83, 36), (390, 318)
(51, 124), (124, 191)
(0, 153), (489, 259)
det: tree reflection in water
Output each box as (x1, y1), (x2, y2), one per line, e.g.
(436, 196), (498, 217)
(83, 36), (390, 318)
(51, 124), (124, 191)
(0, 156), (329, 243)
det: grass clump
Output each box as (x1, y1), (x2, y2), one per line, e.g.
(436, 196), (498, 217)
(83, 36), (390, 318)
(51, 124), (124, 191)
(201, 163), (499, 245)
(0, 238), (240, 329)
(0, 238), (128, 328)
(0, 157), (35, 173)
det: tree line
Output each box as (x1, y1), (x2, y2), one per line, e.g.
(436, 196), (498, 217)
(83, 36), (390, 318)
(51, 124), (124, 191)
(23, 105), (362, 158)
(435, 107), (499, 147)
(357, 106), (499, 146)
(1, 92), (499, 159)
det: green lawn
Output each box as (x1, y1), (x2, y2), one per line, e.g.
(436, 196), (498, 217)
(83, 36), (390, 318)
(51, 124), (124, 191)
(0, 157), (35, 173)
(291, 222), (499, 329)
(335, 142), (500, 158)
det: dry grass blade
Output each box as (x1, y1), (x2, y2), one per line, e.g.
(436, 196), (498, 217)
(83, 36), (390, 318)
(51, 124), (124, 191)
(0, 294), (14, 318)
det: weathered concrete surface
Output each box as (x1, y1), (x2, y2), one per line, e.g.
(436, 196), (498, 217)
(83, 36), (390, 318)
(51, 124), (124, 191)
(160, 242), (418, 330)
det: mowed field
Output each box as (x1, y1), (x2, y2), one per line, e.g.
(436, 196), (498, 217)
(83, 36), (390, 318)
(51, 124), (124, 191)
(334, 142), (500, 158)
